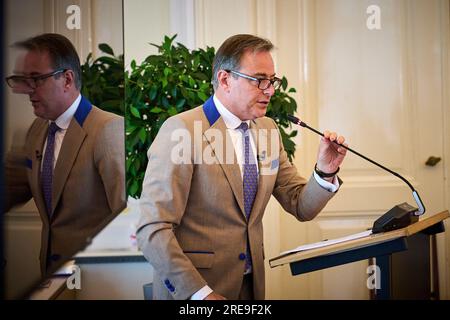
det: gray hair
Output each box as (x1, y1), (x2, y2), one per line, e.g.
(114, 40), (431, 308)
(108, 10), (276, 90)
(212, 34), (274, 90)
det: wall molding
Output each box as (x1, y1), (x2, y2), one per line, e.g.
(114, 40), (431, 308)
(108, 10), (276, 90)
(43, 0), (93, 61)
(439, 0), (450, 300)
(170, 0), (195, 49)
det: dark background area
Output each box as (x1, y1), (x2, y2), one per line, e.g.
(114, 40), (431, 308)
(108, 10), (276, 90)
(1, 0), (6, 301)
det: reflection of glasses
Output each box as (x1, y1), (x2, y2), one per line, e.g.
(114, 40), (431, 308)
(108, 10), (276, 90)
(225, 69), (282, 90)
(5, 69), (67, 89)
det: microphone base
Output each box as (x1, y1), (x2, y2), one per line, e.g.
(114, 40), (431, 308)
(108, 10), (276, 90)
(372, 202), (419, 234)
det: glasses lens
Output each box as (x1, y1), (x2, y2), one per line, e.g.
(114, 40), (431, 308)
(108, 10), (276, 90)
(7, 77), (25, 88)
(273, 79), (282, 90)
(258, 79), (271, 90)
(258, 78), (282, 90)
(6, 76), (35, 92)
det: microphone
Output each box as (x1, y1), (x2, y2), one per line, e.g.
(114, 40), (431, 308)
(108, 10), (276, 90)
(35, 150), (42, 160)
(287, 114), (426, 233)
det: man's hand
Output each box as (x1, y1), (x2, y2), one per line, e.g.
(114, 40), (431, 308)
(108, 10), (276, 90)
(204, 292), (227, 300)
(316, 130), (348, 179)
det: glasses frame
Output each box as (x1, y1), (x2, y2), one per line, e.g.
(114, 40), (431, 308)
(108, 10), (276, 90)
(5, 68), (67, 89)
(225, 69), (282, 90)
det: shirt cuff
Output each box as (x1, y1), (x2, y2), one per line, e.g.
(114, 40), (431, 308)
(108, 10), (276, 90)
(190, 285), (213, 300)
(313, 171), (340, 193)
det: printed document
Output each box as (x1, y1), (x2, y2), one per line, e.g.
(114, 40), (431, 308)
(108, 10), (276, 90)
(280, 230), (373, 256)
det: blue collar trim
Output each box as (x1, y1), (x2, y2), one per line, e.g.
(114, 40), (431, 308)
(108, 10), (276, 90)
(203, 96), (221, 126)
(74, 96), (92, 126)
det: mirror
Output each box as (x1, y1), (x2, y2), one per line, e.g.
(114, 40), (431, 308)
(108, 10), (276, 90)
(2, 0), (125, 299)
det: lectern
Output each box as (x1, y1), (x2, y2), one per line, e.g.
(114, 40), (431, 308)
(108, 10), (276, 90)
(269, 211), (449, 299)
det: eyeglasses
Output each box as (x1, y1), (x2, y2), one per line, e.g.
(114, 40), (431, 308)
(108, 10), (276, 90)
(225, 69), (282, 90)
(5, 69), (67, 90)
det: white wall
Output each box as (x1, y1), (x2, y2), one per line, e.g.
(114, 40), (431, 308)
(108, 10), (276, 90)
(91, 0), (124, 58)
(441, 0), (450, 298)
(123, 0), (170, 67)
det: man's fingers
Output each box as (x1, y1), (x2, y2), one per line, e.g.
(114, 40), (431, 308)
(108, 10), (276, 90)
(337, 142), (348, 155)
(323, 131), (348, 154)
(329, 132), (337, 141)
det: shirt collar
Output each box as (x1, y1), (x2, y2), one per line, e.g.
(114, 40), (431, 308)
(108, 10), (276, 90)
(52, 94), (82, 130)
(213, 95), (250, 130)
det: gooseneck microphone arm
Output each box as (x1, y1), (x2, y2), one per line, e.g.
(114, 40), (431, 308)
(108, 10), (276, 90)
(287, 114), (425, 216)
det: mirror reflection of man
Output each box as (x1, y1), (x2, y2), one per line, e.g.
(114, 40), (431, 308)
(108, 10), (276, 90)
(4, 33), (126, 275)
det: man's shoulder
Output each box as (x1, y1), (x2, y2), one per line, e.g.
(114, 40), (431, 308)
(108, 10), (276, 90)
(162, 105), (206, 130)
(89, 105), (123, 122)
(174, 105), (205, 121)
(82, 105), (123, 130)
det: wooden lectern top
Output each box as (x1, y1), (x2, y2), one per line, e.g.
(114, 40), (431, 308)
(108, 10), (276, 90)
(269, 210), (449, 268)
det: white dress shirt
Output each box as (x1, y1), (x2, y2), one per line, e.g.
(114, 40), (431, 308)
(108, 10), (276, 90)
(41, 94), (81, 171)
(213, 95), (258, 177)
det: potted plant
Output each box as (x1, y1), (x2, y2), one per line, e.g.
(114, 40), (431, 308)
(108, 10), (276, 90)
(81, 43), (125, 116)
(125, 35), (299, 199)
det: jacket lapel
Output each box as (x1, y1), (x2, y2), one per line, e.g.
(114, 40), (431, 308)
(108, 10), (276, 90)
(202, 97), (246, 218)
(31, 120), (51, 225)
(249, 119), (272, 223)
(51, 96), (92, 216)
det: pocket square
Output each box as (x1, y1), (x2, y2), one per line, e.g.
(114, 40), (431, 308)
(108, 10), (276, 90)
(271, 158), (279, 169)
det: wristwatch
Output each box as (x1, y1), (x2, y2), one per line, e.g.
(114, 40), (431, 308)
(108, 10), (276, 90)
(314, 163), (340, 178)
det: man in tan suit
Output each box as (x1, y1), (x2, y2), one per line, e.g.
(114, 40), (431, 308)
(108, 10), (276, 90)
(137, 34), (348, 300)
(4, 33), (125, 275)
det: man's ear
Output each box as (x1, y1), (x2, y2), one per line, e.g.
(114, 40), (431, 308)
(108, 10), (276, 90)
(63, 70), (76, 90)
(217, 70), (232, 93)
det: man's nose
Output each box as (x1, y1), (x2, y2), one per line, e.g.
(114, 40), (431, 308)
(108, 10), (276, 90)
(263, 84), (275, 96)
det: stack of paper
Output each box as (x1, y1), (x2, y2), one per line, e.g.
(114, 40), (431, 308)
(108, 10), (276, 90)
(279, 229), (373, 256)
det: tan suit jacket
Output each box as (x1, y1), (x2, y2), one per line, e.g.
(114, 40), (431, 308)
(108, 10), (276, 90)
(137, 96), (338, 300)
(5, 96), (126, 274)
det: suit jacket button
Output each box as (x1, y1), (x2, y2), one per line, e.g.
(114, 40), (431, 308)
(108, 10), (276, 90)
(239, 253), (246, 260)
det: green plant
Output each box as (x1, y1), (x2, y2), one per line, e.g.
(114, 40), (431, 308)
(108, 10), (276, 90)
(81, 43), (125, 116)
(125, 35), (298, 199)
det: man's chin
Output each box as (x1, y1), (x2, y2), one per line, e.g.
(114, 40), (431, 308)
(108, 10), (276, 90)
(255, 108), (267, 119)
(32, 107), (45, 119)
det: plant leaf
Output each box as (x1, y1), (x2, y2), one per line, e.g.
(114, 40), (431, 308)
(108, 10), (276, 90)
(98, 43), (114, 56)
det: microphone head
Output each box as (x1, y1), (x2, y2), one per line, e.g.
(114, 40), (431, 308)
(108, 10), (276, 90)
(287, 115), (300, 124)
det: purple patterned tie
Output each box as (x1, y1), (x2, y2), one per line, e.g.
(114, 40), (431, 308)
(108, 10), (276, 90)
(238, 122), (258, 272)
(41, 122), (60, 217)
